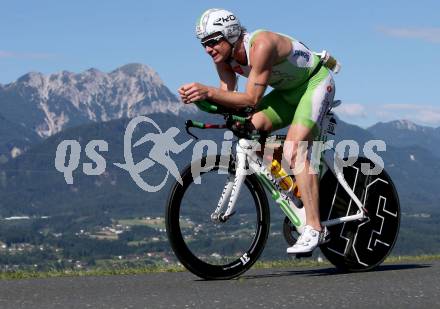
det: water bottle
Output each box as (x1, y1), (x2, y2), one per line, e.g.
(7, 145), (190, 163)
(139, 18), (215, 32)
(270, 160), (301, 198)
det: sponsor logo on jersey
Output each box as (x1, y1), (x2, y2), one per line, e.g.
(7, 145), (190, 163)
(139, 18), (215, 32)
(293, 50), (311, 62)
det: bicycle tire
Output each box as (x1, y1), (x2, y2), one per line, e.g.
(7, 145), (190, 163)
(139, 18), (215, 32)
(165, 155), (270, 280)
(319, 156), (400, 271)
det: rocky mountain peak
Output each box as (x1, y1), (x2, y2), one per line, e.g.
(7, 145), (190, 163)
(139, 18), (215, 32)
(113, 63), (151, 75)
(369, 119), (433, 133)
(110, 63), (164, 85)
(0, 64), (186, 139)
(393, 119), (420, 131)
(16, 71), (46, 87)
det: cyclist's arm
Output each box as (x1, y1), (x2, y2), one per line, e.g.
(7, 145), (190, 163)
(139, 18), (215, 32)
(207, 38), (276, 108)
(216, 62), (237, 91)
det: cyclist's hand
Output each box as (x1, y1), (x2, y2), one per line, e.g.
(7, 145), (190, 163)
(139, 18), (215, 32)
(178, 85), (192, 104)
(178, 83), (211, 104)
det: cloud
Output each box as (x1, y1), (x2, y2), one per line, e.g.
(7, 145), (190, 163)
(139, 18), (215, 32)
(0, 51), (15, 58)
(333, 103), (367, 118)
(0, 50), (55, 59)
(378, 27), (440, 43)
(381, 104), (421, 110)
(413, 110), (440, 125)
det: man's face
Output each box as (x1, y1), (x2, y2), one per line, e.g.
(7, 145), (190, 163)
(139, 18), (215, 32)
(201, 32), (232, 63)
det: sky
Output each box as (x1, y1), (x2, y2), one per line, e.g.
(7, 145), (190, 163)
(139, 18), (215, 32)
(1, 0), (439, 128)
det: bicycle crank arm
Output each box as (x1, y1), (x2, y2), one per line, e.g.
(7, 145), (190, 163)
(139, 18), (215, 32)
(295, 252), (313, 258)
(321, 211), (366, 227)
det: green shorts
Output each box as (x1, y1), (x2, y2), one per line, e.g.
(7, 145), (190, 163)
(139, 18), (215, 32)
(257, 66), (336, 138)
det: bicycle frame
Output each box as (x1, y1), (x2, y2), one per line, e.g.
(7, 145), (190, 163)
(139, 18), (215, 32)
(210, 106), (367, 234)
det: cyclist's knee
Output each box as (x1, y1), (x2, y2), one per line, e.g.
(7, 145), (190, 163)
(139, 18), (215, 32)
(283, 141), (300, 165)
(283, 126), (314, 173)
(250, 112), (273, 131)
(283, 141), (312, 174)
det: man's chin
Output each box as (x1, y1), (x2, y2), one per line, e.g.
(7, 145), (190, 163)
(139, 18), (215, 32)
(212, 55), (225, 63)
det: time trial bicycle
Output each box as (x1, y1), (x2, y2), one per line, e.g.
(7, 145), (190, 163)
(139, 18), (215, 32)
(165, 100), (400, 280)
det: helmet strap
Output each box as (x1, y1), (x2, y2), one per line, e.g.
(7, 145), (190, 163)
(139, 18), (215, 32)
(224, 41), (235, 63)
(230, 34), (246, 65)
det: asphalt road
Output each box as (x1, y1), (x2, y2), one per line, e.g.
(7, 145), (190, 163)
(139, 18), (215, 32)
(0, 260), (439, 309)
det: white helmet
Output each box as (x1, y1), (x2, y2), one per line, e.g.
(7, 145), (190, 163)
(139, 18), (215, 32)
(196, 8), (242, 45)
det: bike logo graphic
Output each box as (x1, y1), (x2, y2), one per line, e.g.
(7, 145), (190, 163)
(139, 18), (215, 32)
(114, 116), (192, 192)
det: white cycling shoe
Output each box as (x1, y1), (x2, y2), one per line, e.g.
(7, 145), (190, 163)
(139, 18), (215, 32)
(287, 225), (330, 254)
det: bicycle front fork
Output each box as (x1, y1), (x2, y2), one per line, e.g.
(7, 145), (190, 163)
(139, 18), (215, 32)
(211, 141), (251, 222)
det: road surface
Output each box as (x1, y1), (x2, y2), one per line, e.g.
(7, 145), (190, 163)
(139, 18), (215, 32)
(0, 260), (439, 308)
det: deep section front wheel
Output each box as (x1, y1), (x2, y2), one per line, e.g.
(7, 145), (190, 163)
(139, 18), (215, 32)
(165, 155), (270, 280)
(319, 157), (400, 271)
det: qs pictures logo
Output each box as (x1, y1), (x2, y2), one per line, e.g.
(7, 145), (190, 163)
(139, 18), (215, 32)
(54, 116), (233, 192)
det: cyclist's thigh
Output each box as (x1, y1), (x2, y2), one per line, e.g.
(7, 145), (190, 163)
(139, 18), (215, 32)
(292, 67), (336, 139)
(256, 88), (297, 131)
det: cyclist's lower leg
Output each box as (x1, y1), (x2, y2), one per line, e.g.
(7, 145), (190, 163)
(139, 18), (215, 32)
(284, 124), (328, 254)
(284, 140), (321, 230)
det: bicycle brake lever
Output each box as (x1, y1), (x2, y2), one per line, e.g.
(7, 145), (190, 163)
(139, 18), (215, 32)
(185, 120), (199, 140)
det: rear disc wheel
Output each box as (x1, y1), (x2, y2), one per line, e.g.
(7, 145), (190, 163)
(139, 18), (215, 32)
(319, 157), (400, 271)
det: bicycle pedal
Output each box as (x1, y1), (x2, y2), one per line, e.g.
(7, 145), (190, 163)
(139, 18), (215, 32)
(295, 252), (313, 258)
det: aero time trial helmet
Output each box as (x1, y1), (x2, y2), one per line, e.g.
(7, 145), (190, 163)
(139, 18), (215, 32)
(196, 8), (242, 45)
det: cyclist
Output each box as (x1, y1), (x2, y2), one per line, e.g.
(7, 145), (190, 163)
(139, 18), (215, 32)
(178, 8), (336, 254)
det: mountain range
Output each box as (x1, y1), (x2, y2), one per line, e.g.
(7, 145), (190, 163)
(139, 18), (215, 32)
(367, 120), (440, 158)
(0, 63), (194, 163)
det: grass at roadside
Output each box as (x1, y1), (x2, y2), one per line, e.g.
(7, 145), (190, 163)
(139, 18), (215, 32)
(1, 254), (439, 280)
(254, 254), (440, 269)
(0, 263), (185, 280)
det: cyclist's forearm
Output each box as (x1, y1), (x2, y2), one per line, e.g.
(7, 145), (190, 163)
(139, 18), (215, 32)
(208, 88), (257, 109)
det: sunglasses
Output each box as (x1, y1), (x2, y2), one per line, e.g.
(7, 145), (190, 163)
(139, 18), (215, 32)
(201, 34), (225, 48)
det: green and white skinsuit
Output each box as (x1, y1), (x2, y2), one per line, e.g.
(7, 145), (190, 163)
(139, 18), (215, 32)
(229, 30), (336, 138)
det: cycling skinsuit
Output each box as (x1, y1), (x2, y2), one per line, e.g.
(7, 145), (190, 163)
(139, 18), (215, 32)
(228, 30), (336, 138)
